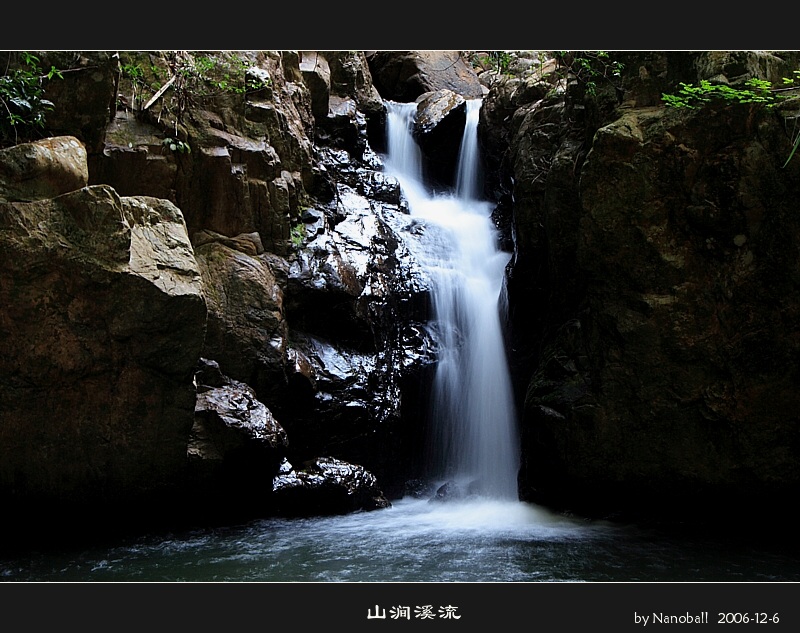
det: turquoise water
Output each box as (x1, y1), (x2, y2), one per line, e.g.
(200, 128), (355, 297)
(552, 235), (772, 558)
(2, 497), (799, 582)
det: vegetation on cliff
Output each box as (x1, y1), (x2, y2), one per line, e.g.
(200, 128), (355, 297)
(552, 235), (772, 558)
(0, 52), (62, 147)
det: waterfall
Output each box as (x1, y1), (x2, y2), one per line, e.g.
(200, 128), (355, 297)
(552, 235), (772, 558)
(384, 99), (520, 500)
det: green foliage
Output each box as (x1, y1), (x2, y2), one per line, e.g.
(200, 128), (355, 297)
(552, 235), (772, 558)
(168, 52), (272, 102)
(662, 78), (780, 109)
(290, 222), (305, 248)
(118, 52), (272, 135)
(662, 71), (800, 167)
(121, 62), (144, 81)
(191, 54), (271, 95)
(0, 52), (62, 147)
(471, 51), (513, 75)
(556, 51), (624, 97)
(488, 51), (512, 74)
(121, 62), (148, 110)
(162, 137), (191, 154)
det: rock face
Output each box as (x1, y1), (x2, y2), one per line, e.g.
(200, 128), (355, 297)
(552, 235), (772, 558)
(0, 139), (207, 519)
(0, 51), (446, 529)
(412, 89), (468, 190)
(7, 50), (800, 532)
(30, 51), (119, 154)
(277, 149), (437, 494)
(482, 50), (800, 521)
(193, 232), (288, 399)
(272, 456), (391, 516)
(0, 136), (88, 201)
(92, 51), (315, 257)
(188, 358), (288, 511)
(366, 51), (485, 103)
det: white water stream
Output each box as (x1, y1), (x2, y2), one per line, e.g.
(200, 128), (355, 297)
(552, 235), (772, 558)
(3, 100), (800, 584)
(384, 99), (520, 499)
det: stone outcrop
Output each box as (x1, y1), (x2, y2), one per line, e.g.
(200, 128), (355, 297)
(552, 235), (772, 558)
(0, 135), (88, 201)
(8, 50), (800, 532)
(91, 51), (316, 257)
(193, 232), (288, 400)
(0, 51), (440, 529)
(277, 150), (437, 496)
(412, 89), (468, 190)
(301, 50), (385, 149)
(188, 358), (288, 510)
(272, 456), (391, 516)
(482, 51), (800, 522)
(32, 51), (119, 154)
(366, 51), (484, 103)
(0, 137), (207, 520)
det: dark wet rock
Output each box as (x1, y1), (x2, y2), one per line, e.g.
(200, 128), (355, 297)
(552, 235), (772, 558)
(193, 374), (288, 453)
(366, 51), (484, 103)
(281, 331), (396, 449)
(317, 96), (370, 159)
(314, 146), (400, 210)
(286, 179), (429, 352)
(272, 456), (391, 516)
(429, 480), (463, 503)
(404, 478), (437, 499)
(276, 160), (439, 495)
(412, 89), (468, 190)
(485, 51), (800, 520)
(195, 357), (228, 389)
(189, 368), (288, 489)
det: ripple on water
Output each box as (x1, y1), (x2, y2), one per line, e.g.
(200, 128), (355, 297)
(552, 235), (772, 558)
(3, 497), (800, 582)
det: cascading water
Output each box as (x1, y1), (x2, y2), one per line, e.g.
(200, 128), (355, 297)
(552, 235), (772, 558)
(3, 102), (798, 587)
(384, 98), (520, 500)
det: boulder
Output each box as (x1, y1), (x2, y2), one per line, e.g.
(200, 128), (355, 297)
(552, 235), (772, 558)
(189, 359), (288, 494)
(412, 89), (467, 190)
(0, 183), (206, 515)
(193, 362), (289, 456)
(366, 51), (484, 102)
(193, 235), (288, 399)
(0, 136), (88, 201)
(272, 456), (391, 516)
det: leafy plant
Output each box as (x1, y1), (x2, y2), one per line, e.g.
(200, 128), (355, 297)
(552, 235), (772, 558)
(290, 222), (305, 248)
(121, 62), (148, 110)
(661, 78), (779, 109)
(662, 71), (800, 167)
(487, 51), (512, 74)
(119, 52), (272, 136)
(0, 52), (62, 146)
(162, 137), (191, 154)
(471, 51), (513, 76)
(555, 51), (624, 97)
(121, 62), (144, 81)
